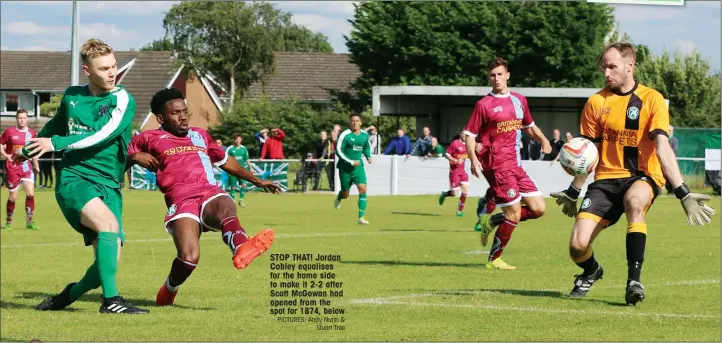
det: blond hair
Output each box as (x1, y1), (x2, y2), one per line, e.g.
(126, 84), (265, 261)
(597, 42), (636, 70)
(80, 38), (113, 64)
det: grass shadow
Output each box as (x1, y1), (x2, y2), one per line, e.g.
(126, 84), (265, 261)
(16, 291), (214, 311)
(434, 288), (629, 307)
(390, 211), (442, 217)
(341, 260), (486, 268)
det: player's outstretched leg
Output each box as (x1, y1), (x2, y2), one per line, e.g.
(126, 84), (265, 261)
(157, 218), (201, 306)
(357, 184), (369, 225)
(568, 219), (605, 298)
(203, 195), (274, 269)
(486, 204), (520, 270)
(37, 260), (103, 311)
(335, 171), (353, 210)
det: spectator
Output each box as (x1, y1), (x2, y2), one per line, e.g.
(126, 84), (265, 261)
(519, 134), (530, 160)
(384, 129), (411, 155)
(39, 151), (54, 188)
(666, 125), (679, 194)
(314, 130), (330, 190)
(543, 129), (565, 161)
(529, 140), (542, 161)
(215, 138), (227, 151)
(326, 130), (338, 191)
(426, 137), (445, 158)
(260, 128), (285, 159)
(255, 128), (269, 158)
(364, 126), (382, 154)
(565, 132), (574, 141)
(332, 124), (342, 136)
(408, 126), (433, 157)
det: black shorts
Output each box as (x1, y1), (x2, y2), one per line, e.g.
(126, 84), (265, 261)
(577, 175), (660, 227)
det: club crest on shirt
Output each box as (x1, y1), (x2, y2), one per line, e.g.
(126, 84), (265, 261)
(167, 204), (177, 216)
(581, 198), (592, 210)
(506, 188), (516, 199)
(98, 104), (109, 117)
(493, 106), (503, 113)
(627, 106), (640, 120)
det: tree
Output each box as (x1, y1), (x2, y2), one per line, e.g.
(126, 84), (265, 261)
(281, 24), (333, 53)
(636, 50), (721, 128)
(344, 2), (615, 108)
(140, 37), (173, 51)
(164, 2), (288, 112)
(39, 94), (62, 117)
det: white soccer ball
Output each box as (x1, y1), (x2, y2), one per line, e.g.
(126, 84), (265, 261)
(559, 137), (599, 177)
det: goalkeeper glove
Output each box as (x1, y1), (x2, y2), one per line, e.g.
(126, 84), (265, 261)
(550, 184), (581, 218)
(674, 183), (716, 227)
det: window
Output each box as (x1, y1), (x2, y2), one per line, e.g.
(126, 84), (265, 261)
(6, 94), (18, 112)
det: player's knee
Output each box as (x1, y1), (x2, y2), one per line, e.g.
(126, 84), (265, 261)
(178, 249), (200, 265)
(623, 195), (647, 216)
(341, 191), (350, 199)
(569, 241), (589, 259)
(503, 210), (521, 223)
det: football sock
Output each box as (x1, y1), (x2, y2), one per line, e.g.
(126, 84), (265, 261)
(574, 249), (599, 276)
(489, 218), (517, 261)
(445, 190), (455, 197)
(69, 262), (101, 301)
(25, 196), (35, 223)
(358, 193), (367, 219)
(6, 199), (15, 225)
(167, 257), (198, 290)
(336, 191), (343, 201)
(96, 232), (120, 298)
(626, 223), (647, 282)
(221, 216), (249, 253)
(457, 193), (467, 212)
(239, 186), (247, 200)
(519, 207), (540, 222)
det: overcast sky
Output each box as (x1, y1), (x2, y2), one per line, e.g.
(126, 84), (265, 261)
(1, 1), (719, 71)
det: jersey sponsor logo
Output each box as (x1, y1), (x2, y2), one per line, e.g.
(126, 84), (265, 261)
(496, 119), (523, 133)
(493, 106), (503, 113)
(167, 204), (177, 216)
(70, 101), (77, 108)
(581, 198), (592, 210)
(163, 145), (207, 156)
(627, 106), (640, 120)
(67, 117), (90, 135)
(602, 128), (638, 146)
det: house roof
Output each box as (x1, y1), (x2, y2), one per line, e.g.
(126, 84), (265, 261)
(246, 52), (361, 102)
(0, 50), (176, 123)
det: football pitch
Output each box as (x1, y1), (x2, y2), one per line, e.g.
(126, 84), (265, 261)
(1, 188), (720, 342)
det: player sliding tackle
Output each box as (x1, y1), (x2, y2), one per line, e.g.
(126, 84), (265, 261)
(334, 113), (372, 225)
(464, 57), (552, 270)
(438, 131), (471, 217)
(551, 43), (715, 305)
(126, 88), (281, 306)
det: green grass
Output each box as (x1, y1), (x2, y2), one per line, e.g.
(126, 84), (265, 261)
(1, 188), (719, 341)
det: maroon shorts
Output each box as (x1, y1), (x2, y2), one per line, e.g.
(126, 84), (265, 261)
(449, 169), (469, 189)
(164, 186), (230, 233)
(6, 167), (34, 192)
(482, 166), (541, 207)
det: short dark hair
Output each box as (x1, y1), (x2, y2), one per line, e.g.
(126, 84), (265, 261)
(234, 134), (242, 139)
(487, 57), (509, 72)
(349, 112), (361, 120)
(150, 87), (185, 115)
(597, 42), (637, 70)
(16, 108), (28, 117)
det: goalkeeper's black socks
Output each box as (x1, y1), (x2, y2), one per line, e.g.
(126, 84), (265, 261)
(626, 223), (647, 282)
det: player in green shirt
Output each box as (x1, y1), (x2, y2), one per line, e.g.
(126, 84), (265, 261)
(334, 113), (372, 224)
(226, 135), (251, 207)
(19, 39), (148, 314)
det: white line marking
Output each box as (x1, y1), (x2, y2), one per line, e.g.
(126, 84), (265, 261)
(463, 249), (489, 255)
(0, 231), (429, 248)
